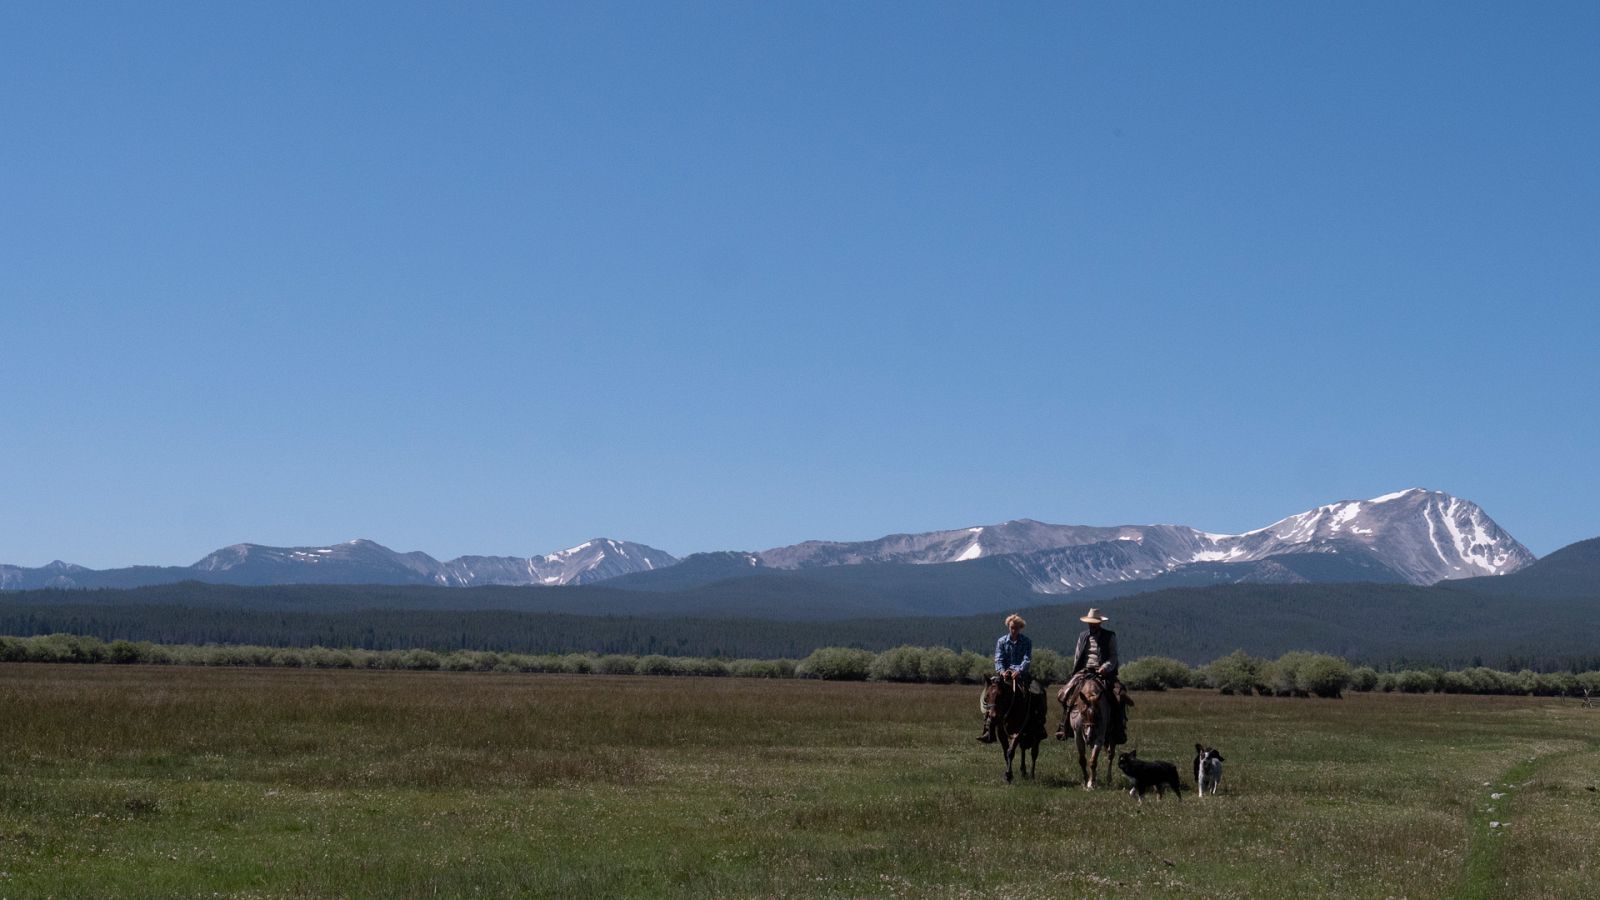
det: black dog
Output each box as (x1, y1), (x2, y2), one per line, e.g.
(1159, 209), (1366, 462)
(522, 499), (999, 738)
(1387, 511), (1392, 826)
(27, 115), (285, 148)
(1117, 749), (1183, 800)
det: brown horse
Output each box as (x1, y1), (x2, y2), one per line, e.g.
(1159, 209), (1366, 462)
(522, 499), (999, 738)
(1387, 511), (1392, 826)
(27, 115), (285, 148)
(984, 675), (1047, 782)
(1056, 675), (1130, 789)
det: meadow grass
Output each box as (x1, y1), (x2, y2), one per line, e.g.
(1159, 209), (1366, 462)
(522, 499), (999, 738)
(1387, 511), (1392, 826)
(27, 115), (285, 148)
(1, 664), (1597, 898)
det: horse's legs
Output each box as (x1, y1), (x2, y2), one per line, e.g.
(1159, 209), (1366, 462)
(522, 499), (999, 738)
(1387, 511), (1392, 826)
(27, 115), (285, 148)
(1103, 742), (1117, 788)
(1001, 736), (1015, 783)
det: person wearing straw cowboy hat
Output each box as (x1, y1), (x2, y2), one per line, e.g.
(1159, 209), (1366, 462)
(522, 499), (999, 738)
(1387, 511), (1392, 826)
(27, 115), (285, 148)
(1072, 608), (1118, 681)
(1056, 608), (1126, 742)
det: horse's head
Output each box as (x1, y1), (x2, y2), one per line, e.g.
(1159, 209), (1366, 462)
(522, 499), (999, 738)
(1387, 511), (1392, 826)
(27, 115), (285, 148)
(1080, 678), (1103, 704)
(983, 677), (1003, 705)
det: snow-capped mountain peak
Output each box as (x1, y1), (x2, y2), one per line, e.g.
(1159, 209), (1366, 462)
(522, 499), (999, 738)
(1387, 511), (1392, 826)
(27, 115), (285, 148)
(1218, 489), (1531, 581)
(0, 489), (1532, 596)
(751, 489), (1533, 594)
(170, 537), (679, 588)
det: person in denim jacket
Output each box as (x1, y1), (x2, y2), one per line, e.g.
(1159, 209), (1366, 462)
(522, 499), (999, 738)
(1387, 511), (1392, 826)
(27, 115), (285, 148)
(978, 614), (1035, 742)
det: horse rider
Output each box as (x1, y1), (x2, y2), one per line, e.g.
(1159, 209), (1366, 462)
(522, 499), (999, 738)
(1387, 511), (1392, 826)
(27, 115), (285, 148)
(1058, 607), (1126, 742)
(978, 613), (1042, 742)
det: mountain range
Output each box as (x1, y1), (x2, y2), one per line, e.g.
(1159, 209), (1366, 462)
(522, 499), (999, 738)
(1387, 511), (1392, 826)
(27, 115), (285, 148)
(0, 489), (1538, 606)
(3, 537), (1596, 667)
(0, 538), (676, 590)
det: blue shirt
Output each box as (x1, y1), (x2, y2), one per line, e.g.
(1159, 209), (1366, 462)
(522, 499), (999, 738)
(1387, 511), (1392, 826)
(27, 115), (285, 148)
(994, 633), (1032, 675)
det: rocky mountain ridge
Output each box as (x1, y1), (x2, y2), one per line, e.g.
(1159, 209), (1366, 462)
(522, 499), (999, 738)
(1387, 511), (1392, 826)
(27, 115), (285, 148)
(0, 489), (1536, 594)
(749, 488), (1534, 593)
(0, 538), (677, 590)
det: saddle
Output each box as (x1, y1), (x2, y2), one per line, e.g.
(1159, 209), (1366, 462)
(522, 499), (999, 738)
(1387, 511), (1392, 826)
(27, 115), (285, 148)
(1056, 674), (1132, 745)
(986, 676), (1050, 743)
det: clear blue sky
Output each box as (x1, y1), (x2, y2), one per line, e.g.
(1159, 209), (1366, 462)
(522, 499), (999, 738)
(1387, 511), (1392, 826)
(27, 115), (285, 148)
(3, 2), (1596, 567)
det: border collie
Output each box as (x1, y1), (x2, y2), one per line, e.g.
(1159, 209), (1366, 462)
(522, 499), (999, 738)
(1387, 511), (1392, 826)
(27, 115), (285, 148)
(1194, 744), (1225, 797)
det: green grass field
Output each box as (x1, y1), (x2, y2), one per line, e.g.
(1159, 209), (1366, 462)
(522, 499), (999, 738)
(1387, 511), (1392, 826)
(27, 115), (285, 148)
(2, 664), (1597, 898)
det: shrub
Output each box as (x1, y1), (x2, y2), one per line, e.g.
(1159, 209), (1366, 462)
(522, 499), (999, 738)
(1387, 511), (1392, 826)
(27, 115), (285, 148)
(375, 650), (409, 669)
(1375, 672), (1398, 693)
(959, 652), (991, 684)
(676, 657), (729, 677)
(1533, 672), (1572, 696)
(305, 646), (355, 669)
(1349, 667), (1379, 692)
(25, 634), (107, 663)
(202, 644), (273, 667)
(1577, 671), (1600, 696)
(1206, 650), (1267, 695)
(1264, 653), (1307, 697)
(142, 643), (176, 665)
(1121, 656), (1194, 691)
(518, 654), (567, 673)
(399, 649), (442, 670)
(795, 647), (874, 681)
(562, 654), (594, 674)
(270, 648), (307, 668)
(729, 659), (792, 678)
(869, 646), (926, 682)
(636, 655), (680, 676)
(1296, 654), (1351, 698)
(106, 640), (147, 664)
(1510, 669), (1538, 695)
(0, 637), (25, 662)
(1462, 667), (1504, 694)
(1437, 671), (1472, 694)
(1030, 648), (1066, 685)
(920, 648), (963, 684)
(159, 644), (198, 666)
(1395, 670), (1436, 693)
(594, 654), (638, 675)
(437, 650), (500, 672)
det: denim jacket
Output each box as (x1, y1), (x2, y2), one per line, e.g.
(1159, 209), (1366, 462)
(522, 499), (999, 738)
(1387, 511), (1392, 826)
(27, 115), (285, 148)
(994, 633), (1032, 675)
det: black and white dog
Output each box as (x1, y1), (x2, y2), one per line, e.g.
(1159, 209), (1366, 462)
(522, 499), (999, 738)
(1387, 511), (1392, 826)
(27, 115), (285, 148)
(1116, 749), (1183, 801)
(1194, 744), (1225, 797)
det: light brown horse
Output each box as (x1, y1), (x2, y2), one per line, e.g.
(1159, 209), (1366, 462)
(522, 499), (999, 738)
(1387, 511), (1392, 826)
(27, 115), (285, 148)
(1056, 675), (1130, 789)
(984, 675), (1047, 782)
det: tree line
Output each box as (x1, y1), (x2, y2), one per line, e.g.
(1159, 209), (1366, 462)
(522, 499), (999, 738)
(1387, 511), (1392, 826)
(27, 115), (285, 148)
(7, 590), (1600, 672)
(5, 633), (1598, 699)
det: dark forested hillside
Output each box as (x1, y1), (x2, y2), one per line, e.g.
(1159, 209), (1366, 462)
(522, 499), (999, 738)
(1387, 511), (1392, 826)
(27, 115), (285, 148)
(4, 578), (1599, 670)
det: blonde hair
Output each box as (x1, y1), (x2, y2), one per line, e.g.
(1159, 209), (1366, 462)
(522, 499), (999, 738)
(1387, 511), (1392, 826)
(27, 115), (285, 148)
(1005, 614), (1026, 629)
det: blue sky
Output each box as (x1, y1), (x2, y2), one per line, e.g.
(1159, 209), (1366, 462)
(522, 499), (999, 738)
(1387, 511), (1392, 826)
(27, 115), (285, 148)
(3, 2), (1596, 567)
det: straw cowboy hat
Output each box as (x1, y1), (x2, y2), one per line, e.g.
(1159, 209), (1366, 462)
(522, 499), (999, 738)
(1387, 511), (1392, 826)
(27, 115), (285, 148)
(1080, 608), (1109, 624)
